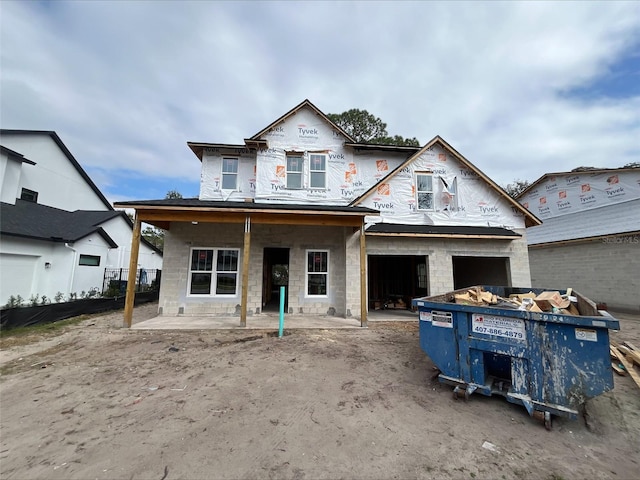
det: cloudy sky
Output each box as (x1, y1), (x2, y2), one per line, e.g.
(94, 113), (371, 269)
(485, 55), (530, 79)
(2, 1), (639, 204)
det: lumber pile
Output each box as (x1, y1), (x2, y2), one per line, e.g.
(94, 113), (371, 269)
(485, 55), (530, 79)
(610, 340), (640, 390)
(453, 286), (581, 314)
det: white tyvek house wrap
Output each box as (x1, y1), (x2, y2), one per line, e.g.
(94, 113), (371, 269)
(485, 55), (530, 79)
(518, 170), (640, 220)
(253, 106), (406, 205)
(359, 143), (526, 229)
(200, 147), (256, 200)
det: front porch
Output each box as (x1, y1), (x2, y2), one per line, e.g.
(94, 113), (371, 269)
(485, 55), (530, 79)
(131, 308), (418, 330)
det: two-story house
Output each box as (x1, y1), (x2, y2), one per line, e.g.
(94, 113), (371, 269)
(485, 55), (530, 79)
(115, 100), (539, 326)
(0, 130), (163, 304)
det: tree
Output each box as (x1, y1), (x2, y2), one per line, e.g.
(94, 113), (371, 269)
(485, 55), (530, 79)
(140, 190), (183, 252)
(327, 109), (420, 146)
(502, 179), (531, 199)
(166, 189), (183, 199)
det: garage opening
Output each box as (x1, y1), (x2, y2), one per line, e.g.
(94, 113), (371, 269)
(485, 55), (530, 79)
(368, 255), (428, 310)
(262, 248), (289, 312)
(452, 256), (510, 290)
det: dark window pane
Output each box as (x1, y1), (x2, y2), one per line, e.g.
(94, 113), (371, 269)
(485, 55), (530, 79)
(287, 156), (303, 172)
(222, 158), (238, 173)
(308, 251), (327, 272)
(216, 273), (237, 294)
(192, 250), (213, 271)
(79, 254), (100, 266)
(310, 155), (325, 171)
(190, 273), (211, 294)
(308, 274), (327, 295)
(217, 250), (238, 271)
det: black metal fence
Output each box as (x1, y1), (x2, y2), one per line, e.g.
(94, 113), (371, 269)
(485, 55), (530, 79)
(102, 268), (161, 297)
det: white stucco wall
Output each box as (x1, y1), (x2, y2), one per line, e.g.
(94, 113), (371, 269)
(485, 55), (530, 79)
(0, 132), (109, 211)
(0, 151), (25, 204)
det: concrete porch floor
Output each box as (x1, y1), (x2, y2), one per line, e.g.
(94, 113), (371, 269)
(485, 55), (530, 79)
(131, 308), (418, 330)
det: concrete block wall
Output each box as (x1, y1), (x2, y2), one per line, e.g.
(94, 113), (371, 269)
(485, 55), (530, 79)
(366, 228), (532, 297)
(528, 234), (640, 313)
(159, 222), (348, 316)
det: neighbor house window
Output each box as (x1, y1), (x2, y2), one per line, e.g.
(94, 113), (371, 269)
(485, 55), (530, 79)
(79, 254), (100, 266)
(309, 154), (326, 189)
(286, 154), (303, 189)
(416, 173), (434, 211)
(221, 158), (238, 190)
(20, 188), (38, 203)
(306, 250), (328, 296)
(189, 248), (239, 295)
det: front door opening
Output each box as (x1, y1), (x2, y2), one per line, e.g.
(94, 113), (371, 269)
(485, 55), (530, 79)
(262, 248), (289, 312)
(368, 255), (428, 310)
(452, 256), (510, 290)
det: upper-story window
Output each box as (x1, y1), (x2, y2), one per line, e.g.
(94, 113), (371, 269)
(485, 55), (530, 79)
(20, 188), (38, 203)
(416, 173), (434, 211)
(309, 154), (326, 189)
(222, 158), (238, 190)
(286, 154), (303, 189)
(440, 177), (458, 211)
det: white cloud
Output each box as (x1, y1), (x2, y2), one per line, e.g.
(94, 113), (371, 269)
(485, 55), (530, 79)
(1, 1), (638, 196)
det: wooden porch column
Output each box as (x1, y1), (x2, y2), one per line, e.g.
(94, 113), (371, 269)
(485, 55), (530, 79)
(240, 216), (251, 327)
(359, 223), (367, 327)
(124, 212), (142, 328)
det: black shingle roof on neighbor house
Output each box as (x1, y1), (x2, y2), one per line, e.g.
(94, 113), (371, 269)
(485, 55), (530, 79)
(1, 200), (121, 246)
(114, 198), (379, 214)
(365, 223), (521, 237)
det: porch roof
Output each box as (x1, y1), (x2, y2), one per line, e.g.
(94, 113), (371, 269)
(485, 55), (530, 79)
(113, 198), (378, 229)
(365, 223), (522, 239)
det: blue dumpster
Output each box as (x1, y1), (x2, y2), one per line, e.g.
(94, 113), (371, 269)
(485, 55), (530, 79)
(412, 286), (620, 428)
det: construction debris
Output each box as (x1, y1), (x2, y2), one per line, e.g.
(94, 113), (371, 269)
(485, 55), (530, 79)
(452, 286), (582, 315)
(610, 340), (640, 390)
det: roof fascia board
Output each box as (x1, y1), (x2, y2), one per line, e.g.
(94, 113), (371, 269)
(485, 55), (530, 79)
(0, 145), (37, 165)
(113, 203), (374, 217)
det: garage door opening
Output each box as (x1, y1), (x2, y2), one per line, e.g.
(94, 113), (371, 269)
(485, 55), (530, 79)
(452, 256), (510, 290)
(368, 255), (428, 310)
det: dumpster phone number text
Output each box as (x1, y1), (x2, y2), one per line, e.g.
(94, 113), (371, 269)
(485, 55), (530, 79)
(472, 326), (523, 339)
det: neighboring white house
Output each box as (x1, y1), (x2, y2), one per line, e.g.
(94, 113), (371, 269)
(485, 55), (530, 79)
(115, 100), (539, 326)
(518, 168), (640, 313)
(0, 130), (163, 305)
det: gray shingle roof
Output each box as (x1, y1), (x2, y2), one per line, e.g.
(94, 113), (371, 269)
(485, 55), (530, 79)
(1, 200), (120, 246)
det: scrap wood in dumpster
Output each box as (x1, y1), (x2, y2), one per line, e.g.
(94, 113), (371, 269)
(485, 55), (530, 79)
(453, 286), (581, 315)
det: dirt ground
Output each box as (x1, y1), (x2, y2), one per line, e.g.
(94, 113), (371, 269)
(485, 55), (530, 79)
(1, 304), (639, 480)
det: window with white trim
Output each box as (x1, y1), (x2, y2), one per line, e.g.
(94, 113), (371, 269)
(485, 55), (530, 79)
(286, 154), (303, 189)
(189, 248), (239, 295)
(309, 154), (326, 189)
(306, 250), (328, 296)
(221, 158), (238, 190)
(416, 173), (434, 211)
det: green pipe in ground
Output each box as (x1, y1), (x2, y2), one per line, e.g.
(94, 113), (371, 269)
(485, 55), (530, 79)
(279, 286), (285, 338)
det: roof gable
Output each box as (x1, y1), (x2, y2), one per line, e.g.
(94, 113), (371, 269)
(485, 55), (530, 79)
(351, 136), (541, 228)
(249, 99), (356, 143)
(0, 130), (113, 211)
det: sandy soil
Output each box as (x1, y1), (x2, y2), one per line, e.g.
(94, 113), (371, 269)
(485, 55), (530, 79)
(1, 304), (639, 480)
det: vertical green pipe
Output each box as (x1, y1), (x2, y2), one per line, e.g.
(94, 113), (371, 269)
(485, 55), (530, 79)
(279, 286), (285, 338)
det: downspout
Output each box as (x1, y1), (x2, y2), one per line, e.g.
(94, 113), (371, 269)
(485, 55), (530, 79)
(64, 243), (77, 295)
